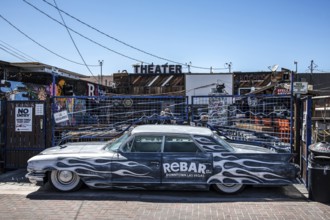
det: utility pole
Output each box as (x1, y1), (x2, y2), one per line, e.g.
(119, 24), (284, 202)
(225, 62), (232, 73)
(308, 60), (317, 85)
(310, 60), (314, 74)
(294, 61), (298, 73)
(99, 60), (103, 85)
(187, 61), (191, 73)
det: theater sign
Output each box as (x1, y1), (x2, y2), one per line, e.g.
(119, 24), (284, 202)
(133, 64), (182, 74)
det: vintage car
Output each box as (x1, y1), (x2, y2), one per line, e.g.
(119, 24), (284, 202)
(26, 125), (299, 194)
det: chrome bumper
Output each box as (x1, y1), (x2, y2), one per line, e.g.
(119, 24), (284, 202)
(25, 171), (46, 186)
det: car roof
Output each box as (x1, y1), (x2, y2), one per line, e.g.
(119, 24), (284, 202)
(131, 125), (213, 136)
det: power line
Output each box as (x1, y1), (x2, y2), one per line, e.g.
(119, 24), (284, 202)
(36, 0), (228, 71)
(316, 69), (330, 73)
(0, 43), (32, 62)
(23, 0), (147, 64)
(40, 0), (184, 65)
(0, 14), (99, 67)
(0, 46), (30, 61)
(0, 39), (38, 62)
(53, 0), (97, 81)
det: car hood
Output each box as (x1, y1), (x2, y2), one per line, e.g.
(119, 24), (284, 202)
(39, 142), (108, 155)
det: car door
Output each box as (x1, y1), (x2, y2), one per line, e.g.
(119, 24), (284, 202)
(161, 134), (213, 189)
(111, 134), (162, 189)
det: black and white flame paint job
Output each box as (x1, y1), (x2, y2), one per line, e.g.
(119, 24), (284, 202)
(59, 157), (154, 188)
(194, 135), (298, 184)
(194, 135), (227, 152)
(207, 153), (298, 184)
(28, 155), (156, 189)
(27, 137), (298, 190)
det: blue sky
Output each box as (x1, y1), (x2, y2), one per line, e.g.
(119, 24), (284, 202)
(1, 0), (330, 76)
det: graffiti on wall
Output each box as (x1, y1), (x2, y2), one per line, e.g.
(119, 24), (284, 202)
(0, 80), (50, 101)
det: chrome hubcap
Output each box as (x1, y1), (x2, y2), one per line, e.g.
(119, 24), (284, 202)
(58, 171), (73, 183)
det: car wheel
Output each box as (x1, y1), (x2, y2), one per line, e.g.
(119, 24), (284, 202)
(213, 183), (245, 194)
(49, 170), (82, 192)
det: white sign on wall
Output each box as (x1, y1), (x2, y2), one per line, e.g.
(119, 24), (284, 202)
(15, 107), (32, 132)
(185, 74), (233, 104)
(35, 104), (44, 116)
(54, 110), (69, 124)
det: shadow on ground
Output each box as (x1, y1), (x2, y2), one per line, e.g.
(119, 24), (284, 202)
(0, 169), (308, 203)
(26, 184), (308, 203)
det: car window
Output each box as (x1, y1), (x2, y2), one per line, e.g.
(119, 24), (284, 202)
(106, 133), (129, 152)
(121, 138), (134, 152)
(164, 135), (201, 153)
(212, 134), (235, 152)
(130, 136), (163, 153)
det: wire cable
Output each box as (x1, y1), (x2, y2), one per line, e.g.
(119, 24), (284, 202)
(41, 0), (184, 66)
(23, 0), (147, 64)
(0, 46), (30, 62)
(0, 14), (99, 68)
(53, 0), (97, 81)
(316, 69), (330, 73)
(0, 39), (38, 62)
(35, 0), (229, 71)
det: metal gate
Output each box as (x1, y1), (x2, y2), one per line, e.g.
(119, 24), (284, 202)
(5, 101), (50, 169)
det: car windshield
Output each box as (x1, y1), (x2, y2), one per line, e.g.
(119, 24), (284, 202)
(212, 133), (235, 152)
(106, 133), (129, 152)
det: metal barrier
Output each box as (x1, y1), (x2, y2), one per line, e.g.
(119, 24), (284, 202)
(52, 96), (188, 145)
(191, 94), (293, 152)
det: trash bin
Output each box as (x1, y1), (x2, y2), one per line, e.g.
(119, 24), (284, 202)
(308, 142), (330, 203)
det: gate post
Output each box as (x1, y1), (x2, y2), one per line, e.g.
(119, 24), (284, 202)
(0, 100), (5, 172)
(294, 96), (302, 162)
(51, 71), (57, 147)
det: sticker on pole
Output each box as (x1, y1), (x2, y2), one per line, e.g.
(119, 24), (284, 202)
(54, 110), (69, 124)
(15, 107), (33, 132)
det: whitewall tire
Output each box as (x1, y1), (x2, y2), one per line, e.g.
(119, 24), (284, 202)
(213, 183), (245, 194)
(49, 170), (82, 192)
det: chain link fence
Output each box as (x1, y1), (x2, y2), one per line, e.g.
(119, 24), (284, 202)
(311, 96), (330, 143)
(51, 94), (293, 152)
(52, 96), (188, 144)
(191, 95), (292, 152)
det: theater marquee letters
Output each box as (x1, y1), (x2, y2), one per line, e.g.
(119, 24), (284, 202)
(133, 64), (182, 74)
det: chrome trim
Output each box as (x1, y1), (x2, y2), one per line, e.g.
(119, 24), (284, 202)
(25, 171), (46, 185)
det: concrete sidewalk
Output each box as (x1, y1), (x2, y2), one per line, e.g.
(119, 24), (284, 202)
(0, 169), (329, 220)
